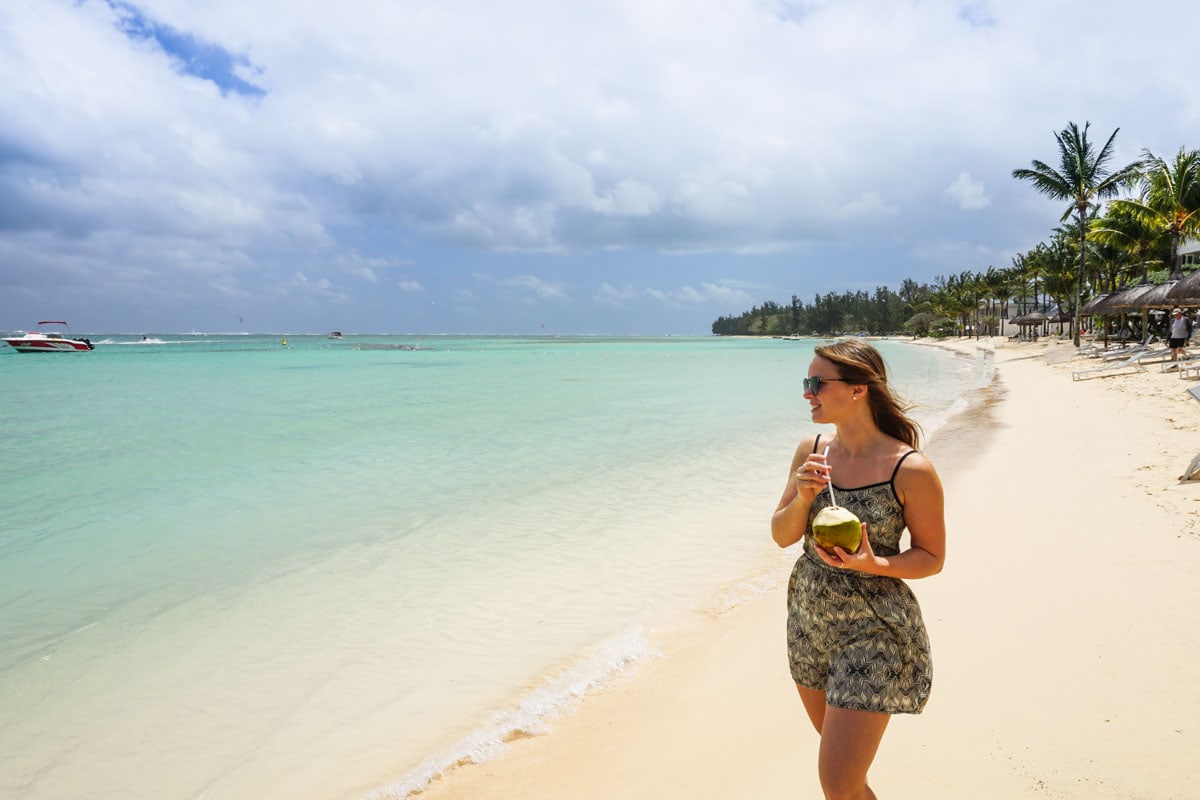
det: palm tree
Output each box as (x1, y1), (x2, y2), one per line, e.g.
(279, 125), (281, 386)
(930, 274), (971, 336)
(1091, 203), (1165, 284)
(1110, 147), (1200, 279)
(1012, 122), (1142, 345)
(1055, 207), (1115, 299)
(999, 262), (1023, 330)
(959, 272), (981, 337)
(1006, 254), (1029, 335)
(1090, 238), (1135, 292)
(1039, 234), (1079, 334)
(980, 266), (1007, 335)
(1020, 246), (1044, 313)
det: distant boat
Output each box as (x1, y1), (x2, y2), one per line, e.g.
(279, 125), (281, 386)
(329, 331), (344, 339)
(3, 321), (95, 352)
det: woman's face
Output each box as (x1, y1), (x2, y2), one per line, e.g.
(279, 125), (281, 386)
(804, 356), (854, 422)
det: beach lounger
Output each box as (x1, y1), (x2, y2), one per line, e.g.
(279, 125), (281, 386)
(1071, 348), (1159, 381)
(1076, 336), (1148, 357)
(1133, 347), (1173, 365)
(1180, 450), (1200, 481)
(1163, 354), (1200, 375)
(1178, 359), (1200, 380)
(1080, 347), (1127, 359)
(1075, 343), (1106, 358)
(1084, 345), (1147, 363)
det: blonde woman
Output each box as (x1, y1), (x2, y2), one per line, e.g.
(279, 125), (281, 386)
(772, 340), (946, 800)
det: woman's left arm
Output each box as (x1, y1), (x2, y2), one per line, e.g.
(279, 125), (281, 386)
(831, 454), (946, 579)
(889, 454), (945, 578)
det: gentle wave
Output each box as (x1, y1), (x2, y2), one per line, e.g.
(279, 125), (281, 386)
(368, 625), (657, 799)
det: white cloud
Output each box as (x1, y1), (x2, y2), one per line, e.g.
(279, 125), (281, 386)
(473, 272), (570, 302)
(289, 271), (348, 302)
(944, 172), (991, 210)
(2, 0), (1197, 333)
(909, 239), (1011, 271)
(597, 179), (662, 217)
(700, 281), (754, 306)
(397, 280), (424, 292)
(836, 192), (896, 221)
(594, 282), (639, 307)
(291, 272), (327, 290)
(335, 252), (414, 282)
(644, 281), (753, 309)
(207, 274), (247, 297)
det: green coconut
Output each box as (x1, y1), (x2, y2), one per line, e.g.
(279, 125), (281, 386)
(811, 505), (862, 553)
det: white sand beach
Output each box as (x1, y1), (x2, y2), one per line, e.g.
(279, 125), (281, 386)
(413, 336), (1200, 800)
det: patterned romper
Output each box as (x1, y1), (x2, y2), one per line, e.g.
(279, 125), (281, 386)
(786, 435), (933, 714)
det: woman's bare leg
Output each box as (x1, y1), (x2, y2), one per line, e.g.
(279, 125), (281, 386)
(796, 685), (889, 800)
(796, 683), (828, 732)
(816, 705), (889, 800)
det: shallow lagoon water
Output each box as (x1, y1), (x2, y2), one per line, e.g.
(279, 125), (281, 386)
(0, 334), (985, 799)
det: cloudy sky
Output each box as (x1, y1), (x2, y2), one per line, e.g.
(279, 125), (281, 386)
(2, 0), (1197, 334)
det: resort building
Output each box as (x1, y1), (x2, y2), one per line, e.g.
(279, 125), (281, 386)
(1180, 237), (1200, 270)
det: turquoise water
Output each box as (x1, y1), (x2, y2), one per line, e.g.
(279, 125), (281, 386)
(0, 334), (986, 799)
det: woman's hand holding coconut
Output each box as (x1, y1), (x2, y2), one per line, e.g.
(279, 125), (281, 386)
(813, 519), (876, 572)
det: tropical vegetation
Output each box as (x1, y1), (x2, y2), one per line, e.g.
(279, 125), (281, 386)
(1012, 122), (1142, 346)
(712, 122), (1200, 343)
(1109, 148), (1200, 278)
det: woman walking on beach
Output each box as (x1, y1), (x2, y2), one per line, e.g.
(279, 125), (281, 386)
(772, 340), (945, 800)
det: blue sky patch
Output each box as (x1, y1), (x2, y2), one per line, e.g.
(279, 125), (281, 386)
(107, 1), (265, 97)
(957, 1), (997, 28)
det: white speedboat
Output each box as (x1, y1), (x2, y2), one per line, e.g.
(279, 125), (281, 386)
(4, 321), (95, 352)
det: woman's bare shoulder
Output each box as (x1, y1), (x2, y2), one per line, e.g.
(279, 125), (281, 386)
(787, 434), (822, 466)
(894, 449), (943, 495)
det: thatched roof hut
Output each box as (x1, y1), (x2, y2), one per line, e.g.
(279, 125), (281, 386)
(1167, 270), (1200, 307)
(1011, 310), (1050, 326)
(1099, 283), (1157, 313)
(1080, 293), (1111, 316)
(1138, 280), (1182, 309)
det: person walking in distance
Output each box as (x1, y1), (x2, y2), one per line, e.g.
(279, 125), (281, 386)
(1169, 308), (1192, 363)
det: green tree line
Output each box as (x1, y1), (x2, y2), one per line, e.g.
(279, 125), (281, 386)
(713, 122), (1200, 341)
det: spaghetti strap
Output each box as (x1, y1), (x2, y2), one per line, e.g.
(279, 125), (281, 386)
(890, 449), (918, 483)
(812, 434), (823, 454)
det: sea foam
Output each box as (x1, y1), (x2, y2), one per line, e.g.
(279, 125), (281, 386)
(368, 625), (657, 799)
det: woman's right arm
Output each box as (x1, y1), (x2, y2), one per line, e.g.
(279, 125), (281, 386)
(771, 436), (827, 548)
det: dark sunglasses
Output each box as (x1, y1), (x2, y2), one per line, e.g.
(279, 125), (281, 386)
(803, 376), (848, 395)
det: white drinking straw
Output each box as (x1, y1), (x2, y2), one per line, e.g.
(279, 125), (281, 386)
(823, 445), (838, 507)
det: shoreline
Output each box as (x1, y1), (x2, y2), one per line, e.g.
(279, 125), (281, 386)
(402, 335), (1200, 800)
(359, 339), (978, 800)
(396, 339), (993, 799)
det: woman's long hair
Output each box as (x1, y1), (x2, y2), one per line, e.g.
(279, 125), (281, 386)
(814, 340), (922, 449)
